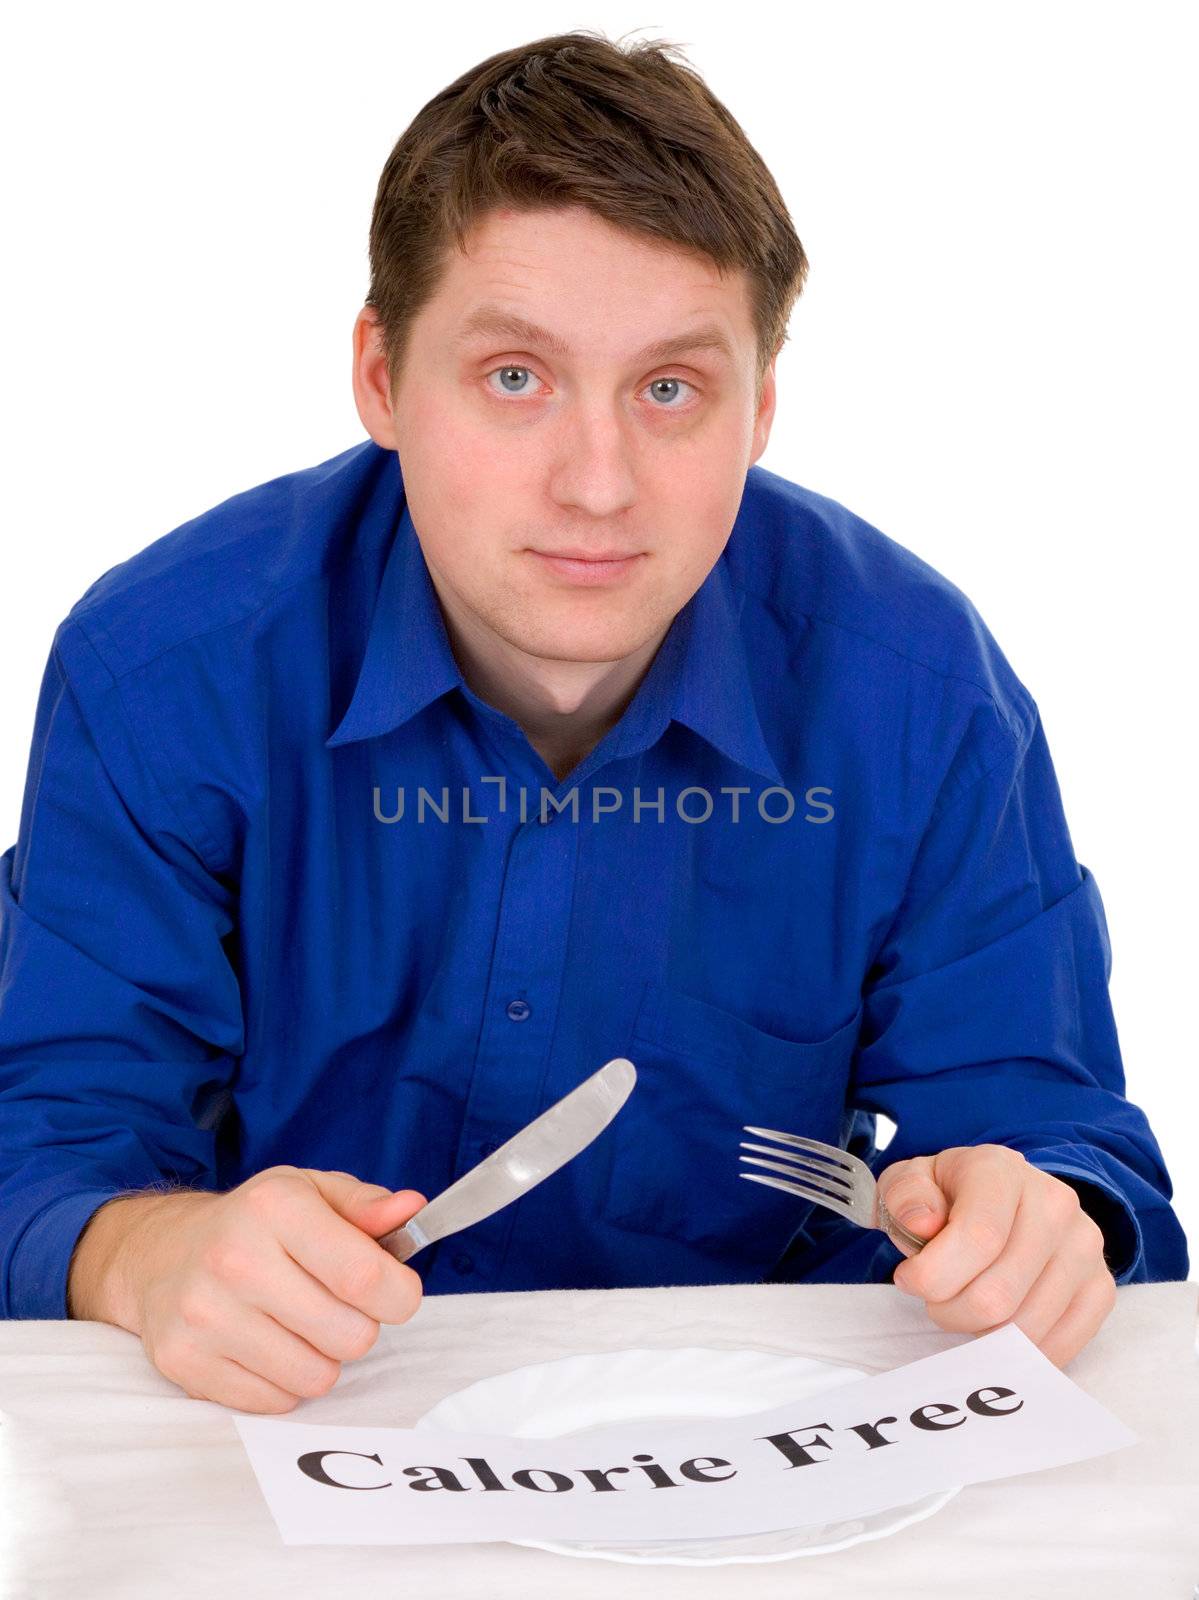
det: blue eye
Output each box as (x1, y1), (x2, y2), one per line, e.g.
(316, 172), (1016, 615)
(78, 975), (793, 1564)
(488, 365), (538, 396)
(483, 366), (696, 408)
(646, 377), (692, 407)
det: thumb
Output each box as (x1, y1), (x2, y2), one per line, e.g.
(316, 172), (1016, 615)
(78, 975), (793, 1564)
(878, 1160), (949, 1247)
(351, 1187), (430, 1242)
(301, 1169), (428, 1238)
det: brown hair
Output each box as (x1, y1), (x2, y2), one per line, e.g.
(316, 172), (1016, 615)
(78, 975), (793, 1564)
(364, 29), (809, 408)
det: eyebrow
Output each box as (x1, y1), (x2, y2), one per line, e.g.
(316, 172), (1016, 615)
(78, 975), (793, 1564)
(452, 304), (736, 366)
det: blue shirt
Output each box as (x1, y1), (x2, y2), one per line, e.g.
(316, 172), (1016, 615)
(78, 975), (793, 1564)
(0, 439), (1187, 1319)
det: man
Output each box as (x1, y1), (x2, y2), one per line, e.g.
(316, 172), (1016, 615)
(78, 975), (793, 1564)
(0, 31), (1186, 1411)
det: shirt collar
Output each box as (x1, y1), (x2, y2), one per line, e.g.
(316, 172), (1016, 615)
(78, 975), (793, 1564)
(666, 547), (784, 784)
(325, 499), (464, 749)
(326, 496), (783, 786)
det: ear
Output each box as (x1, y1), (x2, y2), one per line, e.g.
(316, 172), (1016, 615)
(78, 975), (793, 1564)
(351, 306), (401, 451)
(748, 350), (779, 467)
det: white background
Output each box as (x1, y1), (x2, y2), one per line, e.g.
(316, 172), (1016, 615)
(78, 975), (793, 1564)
(2, 3), (1194, 1269)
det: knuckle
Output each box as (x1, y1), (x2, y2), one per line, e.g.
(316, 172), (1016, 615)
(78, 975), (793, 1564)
(962, 1214), (1008, 1259)
(1046, 1177), (1082, 1220)
(201, 1235), (250, 1285)
(243, 1177), (297, 1222)
(241, 1179), (282, 1222)
(963, 1274), (1018, 1327)
(885, 1188), (917, 1219)
(245, 1174), (310, 1234)
(177, 1289), (214, 1331)
(978, 1144), (1022, 1171)
(247, 1381), (301, 1413)
(258, 1164), (302, 1184)
(155, 1333), (199, 1382)
(386, 1269), (424, 1325)
(339, 1252), (386, 1306)
(1075, 1209), (1101, 1248)
(293, 1359), (342, 1399)
(343, 1316), (381, 1361)
(245, 1388), (300, 1413)
(1075, 1210), (1107, 1259)
(923, 1298), (953, 1330)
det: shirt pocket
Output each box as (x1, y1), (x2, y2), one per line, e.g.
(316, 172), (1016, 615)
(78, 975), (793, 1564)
(603, 980), (864, 1272)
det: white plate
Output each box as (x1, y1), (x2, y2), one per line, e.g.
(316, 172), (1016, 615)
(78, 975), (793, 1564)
(413, 1344), (962, 1565)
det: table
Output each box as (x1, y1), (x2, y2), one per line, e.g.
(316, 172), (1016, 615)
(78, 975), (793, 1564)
(2, 1279), (1196, 1598)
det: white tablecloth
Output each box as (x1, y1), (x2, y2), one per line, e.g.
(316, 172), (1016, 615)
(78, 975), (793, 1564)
(2, 1279), (1196, 1598)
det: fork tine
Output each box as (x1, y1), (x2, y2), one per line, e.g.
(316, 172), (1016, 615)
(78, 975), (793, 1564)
(738, 1141), (853, 1186)
(739, 1150), (853, 1197)
(742, 1125), (852, 1171)
(738, 1171), (854, 1218)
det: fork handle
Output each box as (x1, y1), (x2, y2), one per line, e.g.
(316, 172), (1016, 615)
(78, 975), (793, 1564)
(877, 1194), (927, 1255)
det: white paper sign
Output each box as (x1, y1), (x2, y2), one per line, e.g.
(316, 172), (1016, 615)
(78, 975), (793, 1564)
(233, 1324), (1138, 1546)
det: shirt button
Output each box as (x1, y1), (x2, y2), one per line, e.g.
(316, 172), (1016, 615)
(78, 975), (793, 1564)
(452, 1251), (474, 1275)
(506, 999), (531, 1022)
(539, 806), (556, 824)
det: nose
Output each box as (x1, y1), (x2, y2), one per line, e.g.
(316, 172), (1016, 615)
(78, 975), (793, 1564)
(547, 401), (638, 519)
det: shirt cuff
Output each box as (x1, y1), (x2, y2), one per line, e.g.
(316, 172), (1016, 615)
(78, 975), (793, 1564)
(6, 1187), (131, 1320)
(1020, 1153), (1144, 1285)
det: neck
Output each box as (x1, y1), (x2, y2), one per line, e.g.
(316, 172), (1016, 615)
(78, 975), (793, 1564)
(424, 565), (669, 782)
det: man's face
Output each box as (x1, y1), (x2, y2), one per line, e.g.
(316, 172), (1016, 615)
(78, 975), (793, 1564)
(354, 204), (777, 672)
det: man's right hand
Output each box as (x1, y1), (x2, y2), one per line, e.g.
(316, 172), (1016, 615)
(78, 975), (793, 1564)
(78, 1167), (428, 1413)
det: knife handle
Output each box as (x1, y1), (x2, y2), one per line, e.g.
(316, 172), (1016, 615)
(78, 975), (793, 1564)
(376, 1213), (433, 1263)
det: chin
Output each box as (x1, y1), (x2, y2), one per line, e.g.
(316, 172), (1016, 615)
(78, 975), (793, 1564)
(514, 617), (653, 665)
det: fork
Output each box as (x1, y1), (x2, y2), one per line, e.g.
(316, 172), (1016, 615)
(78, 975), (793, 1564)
(738, 1124), (928, 1255)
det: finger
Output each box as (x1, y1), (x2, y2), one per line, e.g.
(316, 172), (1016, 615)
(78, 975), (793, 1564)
(1033, 1263), (1118, 1372)
(254, 1175), (424, 1326)
(217, 1363), (305, 1414)
(898, 1147), (1024, 1302)
(888, 1201), (947, 1259)
(184, 1246), (366, 1378)
(918, 1175), (1077, 1333)
(218, 1298), (345, 1399)
(974, 1232), (1101, 1352)
(209, 1356), (303, 1414)
(930, 1220), (1079, 1341)
(158, 1287), (326, 1413)
(986, 1208), (1109, 1349)
(260, 1230), (399, 1361)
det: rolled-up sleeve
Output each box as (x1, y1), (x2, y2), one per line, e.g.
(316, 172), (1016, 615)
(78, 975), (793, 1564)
(0, 617), (244, 1320)
(798, 692), (1187, 1288)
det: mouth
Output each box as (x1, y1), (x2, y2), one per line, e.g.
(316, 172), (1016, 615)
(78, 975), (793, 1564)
(528, 550), (645, 586)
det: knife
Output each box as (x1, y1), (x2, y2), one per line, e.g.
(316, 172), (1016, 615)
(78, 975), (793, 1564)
(376, 1056), (637, 1263)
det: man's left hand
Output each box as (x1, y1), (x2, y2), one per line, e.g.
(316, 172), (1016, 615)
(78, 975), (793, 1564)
(876, 1144), (1118, 1370)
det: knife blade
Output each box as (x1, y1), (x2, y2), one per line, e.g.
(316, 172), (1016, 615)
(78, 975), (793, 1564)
(376, 1056), (637, 1263)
